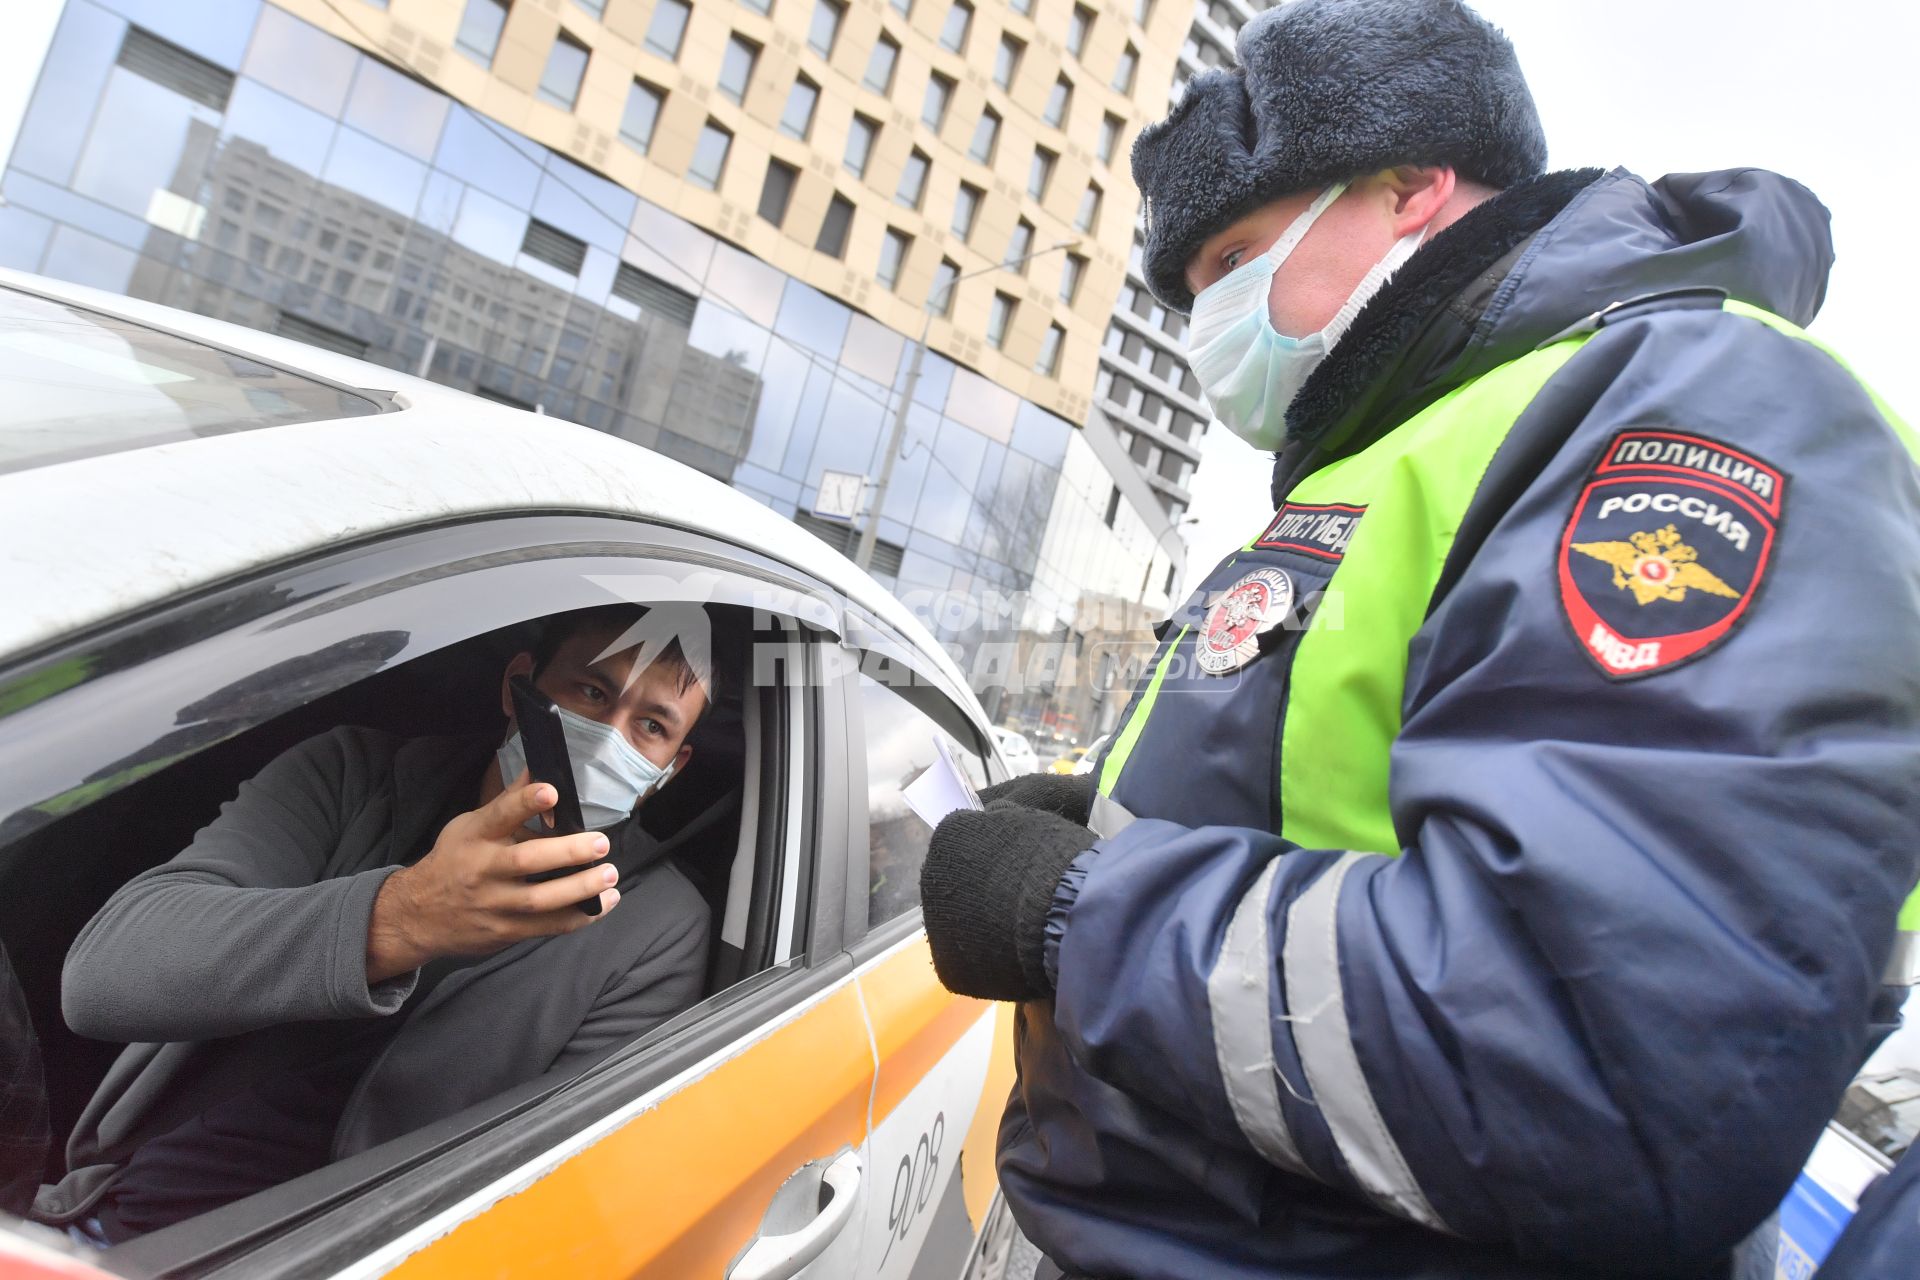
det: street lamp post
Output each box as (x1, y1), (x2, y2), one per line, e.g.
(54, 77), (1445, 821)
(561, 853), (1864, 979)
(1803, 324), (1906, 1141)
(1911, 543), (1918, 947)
(854, 240), (1080, 571)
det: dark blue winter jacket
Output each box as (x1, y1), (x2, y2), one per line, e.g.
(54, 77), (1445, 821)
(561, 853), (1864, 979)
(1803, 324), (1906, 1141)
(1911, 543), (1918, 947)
(982, 169), (1920, 1279)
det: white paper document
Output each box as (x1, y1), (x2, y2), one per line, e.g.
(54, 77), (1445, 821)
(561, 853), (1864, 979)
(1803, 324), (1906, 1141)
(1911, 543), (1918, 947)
(901, 736), (984, 828)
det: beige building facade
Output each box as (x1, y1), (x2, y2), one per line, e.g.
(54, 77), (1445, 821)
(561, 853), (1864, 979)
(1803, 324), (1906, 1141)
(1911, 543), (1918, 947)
(276, 0), (1184, 425)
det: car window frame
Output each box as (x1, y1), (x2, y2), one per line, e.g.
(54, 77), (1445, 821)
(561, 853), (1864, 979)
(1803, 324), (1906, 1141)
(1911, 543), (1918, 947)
(0, 512), (863, 1275)
(838, 645), (1004, 956)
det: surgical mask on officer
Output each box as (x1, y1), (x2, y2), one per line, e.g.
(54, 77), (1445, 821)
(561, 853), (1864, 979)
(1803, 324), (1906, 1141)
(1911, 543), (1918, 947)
(1186, 181), (1427, 451)
(497, 705), (677, 832)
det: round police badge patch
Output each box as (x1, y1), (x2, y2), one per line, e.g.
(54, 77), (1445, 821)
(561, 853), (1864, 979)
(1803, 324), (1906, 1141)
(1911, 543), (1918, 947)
(1559, 429), (1786, 679)
(1197, 568), (1295, 674)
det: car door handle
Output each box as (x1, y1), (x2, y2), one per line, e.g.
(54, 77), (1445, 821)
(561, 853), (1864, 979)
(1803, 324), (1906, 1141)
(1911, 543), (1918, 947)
(728, 1150), (863, 1280)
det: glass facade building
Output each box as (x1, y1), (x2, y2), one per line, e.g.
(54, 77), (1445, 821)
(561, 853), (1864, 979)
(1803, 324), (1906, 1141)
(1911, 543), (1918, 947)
(1, 0), (1177, 736)
(1092, 0), (1279, 524)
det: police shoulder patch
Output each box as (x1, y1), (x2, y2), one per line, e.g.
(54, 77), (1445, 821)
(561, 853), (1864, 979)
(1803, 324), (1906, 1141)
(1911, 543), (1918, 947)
(1558, 428), (1787, 679)
(1254, 501), (1367, 562)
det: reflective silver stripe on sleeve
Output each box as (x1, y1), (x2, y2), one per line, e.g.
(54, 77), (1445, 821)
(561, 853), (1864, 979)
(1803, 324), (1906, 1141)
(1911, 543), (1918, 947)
(1887, 931), (1920, 986)
(1283, 851), (1451, 1233)
(1204, 859), (1310, 1178)
(1087, 791), (1137, 841)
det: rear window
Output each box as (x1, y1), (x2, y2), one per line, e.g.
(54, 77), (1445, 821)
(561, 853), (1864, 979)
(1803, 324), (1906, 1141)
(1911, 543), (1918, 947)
(0, 286), (382, 475)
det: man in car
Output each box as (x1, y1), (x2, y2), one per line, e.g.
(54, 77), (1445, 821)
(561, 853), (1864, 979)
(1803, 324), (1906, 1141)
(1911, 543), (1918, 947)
(35, 605), (713, 1242)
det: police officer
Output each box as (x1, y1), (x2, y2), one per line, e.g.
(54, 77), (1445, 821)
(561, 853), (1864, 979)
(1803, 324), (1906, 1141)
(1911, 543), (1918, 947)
(918, 1), (1920, 1276)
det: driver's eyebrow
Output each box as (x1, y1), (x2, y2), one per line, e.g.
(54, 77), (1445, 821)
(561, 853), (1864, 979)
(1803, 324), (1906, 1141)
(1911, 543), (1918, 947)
(578, 661), (620, 694)
(634, 695), (684, 729)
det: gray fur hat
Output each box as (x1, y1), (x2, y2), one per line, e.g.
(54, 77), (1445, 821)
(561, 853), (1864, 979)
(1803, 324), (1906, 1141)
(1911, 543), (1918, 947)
(1131, 0), (1546, 313)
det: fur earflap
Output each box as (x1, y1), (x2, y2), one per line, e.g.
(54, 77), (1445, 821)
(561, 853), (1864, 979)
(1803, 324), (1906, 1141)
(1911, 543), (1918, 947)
(1133, 0), (1546, 313)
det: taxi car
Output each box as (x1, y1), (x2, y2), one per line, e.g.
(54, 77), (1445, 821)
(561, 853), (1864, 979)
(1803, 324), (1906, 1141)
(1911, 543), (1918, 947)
(0, 268), (1018, 1279)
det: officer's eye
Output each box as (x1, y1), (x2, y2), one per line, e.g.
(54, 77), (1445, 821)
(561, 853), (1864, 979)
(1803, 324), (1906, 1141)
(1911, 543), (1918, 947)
(643, 718), (665, 738)
(1221, 247), (1246, 273)
(578, 683), (607, 705)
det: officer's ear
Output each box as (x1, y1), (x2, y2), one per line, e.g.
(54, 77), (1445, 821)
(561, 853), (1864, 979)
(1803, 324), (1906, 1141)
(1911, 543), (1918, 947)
(1374, 165), (1457, 240)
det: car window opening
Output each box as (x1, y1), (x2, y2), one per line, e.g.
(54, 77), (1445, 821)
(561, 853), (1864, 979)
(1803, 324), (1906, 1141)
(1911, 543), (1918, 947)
(0, 601), (794, 1253)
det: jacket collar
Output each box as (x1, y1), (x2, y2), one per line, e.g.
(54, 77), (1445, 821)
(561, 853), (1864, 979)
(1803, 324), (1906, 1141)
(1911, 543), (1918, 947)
(1273, 168), (1606, 504)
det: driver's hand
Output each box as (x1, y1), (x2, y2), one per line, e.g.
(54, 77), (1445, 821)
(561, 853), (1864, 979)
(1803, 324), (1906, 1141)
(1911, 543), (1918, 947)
(365, 771), (617, 983)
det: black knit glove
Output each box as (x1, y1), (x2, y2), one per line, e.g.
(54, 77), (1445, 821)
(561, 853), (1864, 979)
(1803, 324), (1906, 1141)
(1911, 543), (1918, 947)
(978, 772), (1096, 825)
(920, 801), (1096, 1002)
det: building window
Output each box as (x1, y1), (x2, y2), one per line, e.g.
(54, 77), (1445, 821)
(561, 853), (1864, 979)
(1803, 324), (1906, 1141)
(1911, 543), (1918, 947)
(845, 113), (879, 176)
(940, 0), (973, 53)
(781, 75), (819, 138)
(969, 107), (1000, 163)
(892, 0), (913, 13)
(1112, 43), (1137, 93)
(620, 79), (666, 152)
(816, 193), (855, 257)
(809, 0), (846, 55)
(1005, 218), (1034, 269)
(759, 158), (799, 225)
(688, 121), (731, 190)
(1076, 181), (1102, 232)
(1097, 112), (1123, 164)
(1135, 0), (1152, 20)
(1028, 146), (1055, 200)
(455, 0), (510, 65)
(864, 33), (900, 93)
(1059, 252), (1085, 303)
(896, 148), (930, 209)
(1036, 322), (1064, 375)
(739, 0), (771, 13)
(719, 35), (759, 104)
(987, 292), (1016, 348)
(923, 72), (954, 130)
(521, 218), (587, 275)
(1103, 485), (1121, 527)
(952, 181), (982, 239)
(537, 31), (590, 109)
(1067, 3), (1094, 57)
(878, 228), (913, 291)
(573, 0), (606, 14)
(1011, 0), (1032, 13)
(1043, 75), (1072, 128)
(995, 34), (1025, 90)
(644, 0), (690, 59)
(928, 257), (959, 314)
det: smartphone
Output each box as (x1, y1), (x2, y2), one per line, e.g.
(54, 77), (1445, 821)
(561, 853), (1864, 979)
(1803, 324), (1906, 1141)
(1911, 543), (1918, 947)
(508, 674), (605, 916)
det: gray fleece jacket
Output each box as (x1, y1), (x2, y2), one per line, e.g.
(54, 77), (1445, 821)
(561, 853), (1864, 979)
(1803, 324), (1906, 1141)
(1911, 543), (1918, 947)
(35, 725), (709, 1223)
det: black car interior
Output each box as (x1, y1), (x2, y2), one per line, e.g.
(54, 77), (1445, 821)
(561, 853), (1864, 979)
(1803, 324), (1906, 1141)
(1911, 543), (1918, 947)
(0, 603), (769, 1197)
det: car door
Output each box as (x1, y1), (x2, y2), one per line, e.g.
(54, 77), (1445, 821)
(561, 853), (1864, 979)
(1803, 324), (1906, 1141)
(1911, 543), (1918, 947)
(831, 643), (1019, 1280)
(0, 512), (878, 1279)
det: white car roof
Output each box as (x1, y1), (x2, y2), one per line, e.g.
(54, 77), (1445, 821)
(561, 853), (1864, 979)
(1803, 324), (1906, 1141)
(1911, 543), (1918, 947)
(0, 270), (969, 702)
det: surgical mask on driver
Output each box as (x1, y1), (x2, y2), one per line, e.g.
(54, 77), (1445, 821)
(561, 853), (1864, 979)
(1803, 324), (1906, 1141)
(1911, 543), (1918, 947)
(1185, 182), (1427, 450)
(497, 704), (676, 831)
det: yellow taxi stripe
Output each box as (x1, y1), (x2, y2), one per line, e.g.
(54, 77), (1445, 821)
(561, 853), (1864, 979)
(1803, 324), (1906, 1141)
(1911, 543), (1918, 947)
(855, 938), (994, 1132)
(381, 983), (872, 1280)
(959, 1001), (1019, 1228)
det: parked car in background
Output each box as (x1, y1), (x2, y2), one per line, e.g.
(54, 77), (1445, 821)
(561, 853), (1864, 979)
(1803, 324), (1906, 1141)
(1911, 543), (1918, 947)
(1069, 734), (1111, 776)
(1046, 733), (1110, 777)
(990, 728), (1040, 777)
(0, 270), (1018, 1280)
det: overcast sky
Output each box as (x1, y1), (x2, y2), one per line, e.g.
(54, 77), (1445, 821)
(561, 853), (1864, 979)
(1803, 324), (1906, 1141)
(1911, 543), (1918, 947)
(1183, 0), (1920, 573)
